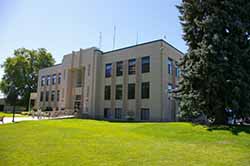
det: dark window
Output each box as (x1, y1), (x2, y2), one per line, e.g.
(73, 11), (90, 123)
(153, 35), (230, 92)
(46, 75), (50, 85)
(51, 91), (55, 101)
(40, 91), (44, 102)
(104, 108), (111, 119)
(41, 76), (45, 86)
(116, 61), (123, 76)
(57, 90), (60, 102)
(115, 108), (122, 119)
(128, 59), (136, 75)
(105, 63), (112, 78)
(52, 74), (56, 85)
(75, 95), (81, 101)
(141, 82), (150, 99)
(58, 73), (62, 84)
(141, 108), (150, 120)
(115, 85), (123, 100)
(128, 83), (135, 99)
(175, 62), (180, 77)
(168, 58), (173, 75)
(141, 56), (150, 73)
(45, 91), (49, 101)
(104, 86), (111, 100)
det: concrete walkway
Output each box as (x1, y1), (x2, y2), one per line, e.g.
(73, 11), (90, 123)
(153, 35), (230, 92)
(1, 115), (75, 124)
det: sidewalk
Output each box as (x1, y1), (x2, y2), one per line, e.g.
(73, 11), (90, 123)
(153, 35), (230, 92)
(1, 115), (75, 124)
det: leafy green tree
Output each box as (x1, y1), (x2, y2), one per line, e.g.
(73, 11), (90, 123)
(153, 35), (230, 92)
(0, 48), (55, 110)
(177, 0), (250, 124)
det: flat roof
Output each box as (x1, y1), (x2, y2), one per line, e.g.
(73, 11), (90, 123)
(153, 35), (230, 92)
(102, 39), (184, 55)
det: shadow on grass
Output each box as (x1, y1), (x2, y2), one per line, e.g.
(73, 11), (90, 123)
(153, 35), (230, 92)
(207, 125), (250, 135)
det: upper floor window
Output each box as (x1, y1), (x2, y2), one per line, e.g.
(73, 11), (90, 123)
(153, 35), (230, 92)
(45, 91), (49, 101)
(52, 74), (56, 85)
(115, 85), (123, 100)
(175, 62), (180, 78)
(105, 63), (112, 78)
(128, 59), (136, 75)
(51, 90), (55, 101)
(104, 85), (111, 100)
(128, 83), (135, 99)
(88, 64), (91, 76)
(57, 90), (60, 102)
(41, 76), (45, 86)
(40, 91), (44, 102)
(46, 75), (50, 86)
(141, 56), (150, 73)
(168, 58), (173, 75)
(168, 83), (173, 93)
(58, 73), (62, 84)
(141, 82), (150, 99)
(116, 61), (123, 76)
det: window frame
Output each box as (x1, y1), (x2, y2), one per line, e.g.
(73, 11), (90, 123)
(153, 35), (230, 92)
(128, 58), (136, 75)
(141, 108), (150, 120)
(116, 61), (123, 76)
(141, 82), (150, 99)
(141, 56), (150, 73)
(105, 63), (112, 78)
(128, 83), (135, 99)
(104, 85), (111, 100)
(115, 84), (123, 100)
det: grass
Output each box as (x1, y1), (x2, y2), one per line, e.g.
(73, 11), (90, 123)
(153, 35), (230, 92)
(0, 112), (28, 117)
(0, 119), (250, 166)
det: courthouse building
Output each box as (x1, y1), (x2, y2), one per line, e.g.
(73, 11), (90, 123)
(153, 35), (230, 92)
(37, 39), (183, 121)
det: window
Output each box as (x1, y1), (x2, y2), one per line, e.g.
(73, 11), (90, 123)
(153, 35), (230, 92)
(51, 91), (55, 101)
(104, 108), (111, 119)
(57, 90), (60, 102)
(75, 95), (81, 101)
(128, 83), (135, 99)
(116, 61), (123, 76)
(168, 83), (173, 93)
(141, 82), (150, 99)
(105, 63), (112, 78)
(46, 75), (50, 85)
(115, 85), (123, 100)
(104, 86), (111, 100)
(87, 64), (91, 76)
(128, 59), (136, 75)
(141, 56), (150, 73)
(58, 73), (62, 84)
(175, 62), (180, 78)
(115, 108), (122, 119)
(45, 91), (49, 101)
(141, 108), (150, 120)
(168, 58), (173, 75)
(76, 70), (82, 87)
(41, 76), (45, 86)
(52, 74), (56, 85)
(40, 91), (44, 102)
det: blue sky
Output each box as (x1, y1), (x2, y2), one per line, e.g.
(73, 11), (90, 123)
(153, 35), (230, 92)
(0, 0), (186, 84)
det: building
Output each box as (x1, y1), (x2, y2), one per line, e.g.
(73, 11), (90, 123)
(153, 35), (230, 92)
(36, 39), (183, 121)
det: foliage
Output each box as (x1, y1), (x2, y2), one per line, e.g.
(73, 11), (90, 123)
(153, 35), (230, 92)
(0, 48), (55, 109)
(177, 0), (250, 124)
(0, 120), (250, 165)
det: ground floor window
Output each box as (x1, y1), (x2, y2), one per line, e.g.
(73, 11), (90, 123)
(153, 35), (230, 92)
(104, 108), (111, 119)
(141, 108), (150, 120)
(115, 108), (122, 119)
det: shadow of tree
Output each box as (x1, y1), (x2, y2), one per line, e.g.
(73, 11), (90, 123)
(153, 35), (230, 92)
(207, 125), (250, 135)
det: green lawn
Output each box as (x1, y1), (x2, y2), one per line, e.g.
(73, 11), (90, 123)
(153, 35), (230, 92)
(0, 112), (27, 117)
(0, 119), (250, 166)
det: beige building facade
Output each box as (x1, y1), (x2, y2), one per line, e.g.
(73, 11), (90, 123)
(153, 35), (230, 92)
(37, 39), (183, 121)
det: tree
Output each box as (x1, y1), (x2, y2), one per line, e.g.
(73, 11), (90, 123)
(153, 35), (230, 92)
(0, 48), (55, 110)
(177, 0), (250, 124)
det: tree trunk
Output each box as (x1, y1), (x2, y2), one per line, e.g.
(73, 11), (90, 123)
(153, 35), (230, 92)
(12, 105), (16, 122)
(213, 109), (227, 125)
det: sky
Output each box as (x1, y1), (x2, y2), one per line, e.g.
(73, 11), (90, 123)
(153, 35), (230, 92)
(0, 0), (186, 87)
